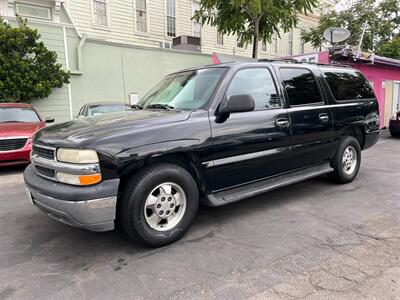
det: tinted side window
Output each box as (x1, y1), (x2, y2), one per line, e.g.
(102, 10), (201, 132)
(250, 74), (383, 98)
(321, 68), (375, 101)
(280, 68), (322, 106)
(226, 68), (280, 110)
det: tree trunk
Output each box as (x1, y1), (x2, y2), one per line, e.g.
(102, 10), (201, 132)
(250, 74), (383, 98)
(252, 16), (260, 59)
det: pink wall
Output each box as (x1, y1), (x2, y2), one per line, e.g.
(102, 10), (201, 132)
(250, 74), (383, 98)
(318, 51), (330, 64)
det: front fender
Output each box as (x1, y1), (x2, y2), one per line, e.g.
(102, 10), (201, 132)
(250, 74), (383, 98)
(116, 138), (202, 174)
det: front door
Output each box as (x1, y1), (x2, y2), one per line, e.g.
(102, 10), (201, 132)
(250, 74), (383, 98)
(206, 67), (292, 192)
(278, 66), (335, 169)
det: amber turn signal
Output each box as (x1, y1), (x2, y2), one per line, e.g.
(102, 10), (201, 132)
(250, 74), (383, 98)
(79, 173), (102, 185)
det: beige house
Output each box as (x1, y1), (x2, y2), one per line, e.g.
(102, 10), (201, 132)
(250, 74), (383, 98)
(1, 0), (332, 59)
(0, 0), (333, 121)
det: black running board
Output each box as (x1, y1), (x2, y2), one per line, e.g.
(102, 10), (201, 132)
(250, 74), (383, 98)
(204, 163), (333, 207)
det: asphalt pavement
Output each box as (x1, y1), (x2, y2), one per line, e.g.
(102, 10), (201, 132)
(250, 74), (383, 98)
(0, 132), (399, 300)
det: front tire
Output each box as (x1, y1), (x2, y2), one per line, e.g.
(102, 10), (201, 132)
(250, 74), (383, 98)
(119, 163), (199, 247)
(329, 136), (361, 184)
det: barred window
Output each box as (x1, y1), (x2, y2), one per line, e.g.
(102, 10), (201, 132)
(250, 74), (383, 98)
(217, 32), (224, 46)
(93, 0), (108, 26)
(166, 0), (176, 37)
(136, 0), (147, 32)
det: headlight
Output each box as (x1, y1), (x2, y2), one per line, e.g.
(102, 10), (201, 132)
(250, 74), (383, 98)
(57, 148), (99, 164)
(56, 172), (102, 185)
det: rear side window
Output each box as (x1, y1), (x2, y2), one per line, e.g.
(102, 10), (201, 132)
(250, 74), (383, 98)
(321, 68), (375, 101)
(280, 68), (322, 106)
(226, 68), (281, 110)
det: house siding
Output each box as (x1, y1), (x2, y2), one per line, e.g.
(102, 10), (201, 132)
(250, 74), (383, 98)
(65, 0), (323, 58)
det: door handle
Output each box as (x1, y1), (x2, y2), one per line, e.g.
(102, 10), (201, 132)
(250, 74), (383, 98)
(319, 113), (330, 122)
(275, 118), (290, 128)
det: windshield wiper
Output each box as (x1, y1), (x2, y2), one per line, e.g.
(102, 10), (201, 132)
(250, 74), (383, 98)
(130, 104), (143, 110)
(146, 104), (175, 110)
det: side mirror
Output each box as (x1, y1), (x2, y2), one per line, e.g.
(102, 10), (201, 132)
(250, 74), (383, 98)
(220, 94), (255, 114)
(45, 117), (55, 124)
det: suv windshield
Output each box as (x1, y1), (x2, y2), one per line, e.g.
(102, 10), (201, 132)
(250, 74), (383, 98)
(138, 68), (226, 110)
(0, 107), (40, 123)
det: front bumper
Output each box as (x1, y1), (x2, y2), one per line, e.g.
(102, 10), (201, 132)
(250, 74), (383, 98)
(24, 164), (119, 232)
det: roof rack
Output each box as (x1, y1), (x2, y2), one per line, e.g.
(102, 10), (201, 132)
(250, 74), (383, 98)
(257, 58), (351, 68)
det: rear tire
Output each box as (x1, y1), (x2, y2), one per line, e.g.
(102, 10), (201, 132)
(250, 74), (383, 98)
(119, 163), (199, 247)
(390, 130), (399, 137)
(329, 136), (361, 184)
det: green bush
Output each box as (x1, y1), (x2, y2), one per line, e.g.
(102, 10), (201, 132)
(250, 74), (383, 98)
(0, 17), (70, 103)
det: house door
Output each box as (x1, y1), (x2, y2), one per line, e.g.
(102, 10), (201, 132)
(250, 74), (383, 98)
(392, 82), (400, 114)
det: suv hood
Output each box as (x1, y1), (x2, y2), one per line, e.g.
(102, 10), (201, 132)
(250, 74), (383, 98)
(34, 110), (191, 147)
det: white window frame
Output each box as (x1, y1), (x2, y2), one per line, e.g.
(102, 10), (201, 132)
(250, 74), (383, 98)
(160, 41), (172, 49)
(261, 40), (267, 52)
(192, 0), (201, 38)
(300, 40), (305, 54)
(271, 32), (278, 54)
(236, 37), (243, 48)
(288, 30), (293, 56)
(216, 31), (224, 46)
(15, 2), (52, 21)
(165, 0), (177, 38)
(90, 0), (110, 28)
(134, 0), (149, 34)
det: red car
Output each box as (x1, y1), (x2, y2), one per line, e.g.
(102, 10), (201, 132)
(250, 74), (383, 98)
(0, 103), (54, 167)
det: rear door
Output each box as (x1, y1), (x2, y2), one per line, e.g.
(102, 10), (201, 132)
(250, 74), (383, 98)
(277, 66), (335, 168)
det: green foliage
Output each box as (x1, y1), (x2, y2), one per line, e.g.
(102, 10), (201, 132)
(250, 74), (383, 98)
(377, 37), (400, 59)
(0, 17), (70, 103)
(301, 0), (400, 59)
(193, 0), (318, 59)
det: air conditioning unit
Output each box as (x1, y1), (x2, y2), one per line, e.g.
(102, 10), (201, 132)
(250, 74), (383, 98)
(172, 35), (201, 52)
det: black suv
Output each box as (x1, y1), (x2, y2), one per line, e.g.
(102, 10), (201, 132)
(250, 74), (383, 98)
(24, 62), (380, 247)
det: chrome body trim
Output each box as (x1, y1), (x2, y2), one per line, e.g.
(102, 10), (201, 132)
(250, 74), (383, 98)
(27, 188), (116, 232)
(32, 155), (101, 175)
(203, 147), (291, 168)
(32, 144), (57, 160)
(0, 136), (29, 140)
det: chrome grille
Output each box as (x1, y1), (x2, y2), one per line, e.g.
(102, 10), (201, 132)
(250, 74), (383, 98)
(0, 138), (28, 151)
(32, 145), (55, 160)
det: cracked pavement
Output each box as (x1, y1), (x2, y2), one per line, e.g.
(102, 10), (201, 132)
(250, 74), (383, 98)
(0, 132), (399, 300)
